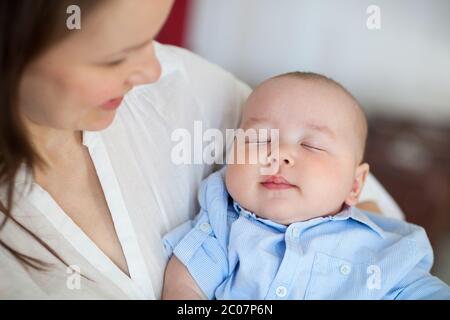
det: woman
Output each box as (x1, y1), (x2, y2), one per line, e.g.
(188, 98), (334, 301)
(0, 0), (390, 299)
(0, 0), (250, 298)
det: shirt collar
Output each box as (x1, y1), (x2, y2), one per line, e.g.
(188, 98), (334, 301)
(82, 130), (101, 149)
(233, 201), (288, 232)
(347, 206), (386, 238)
(12, 163), (30, 187)
(232, 201), (386, 238)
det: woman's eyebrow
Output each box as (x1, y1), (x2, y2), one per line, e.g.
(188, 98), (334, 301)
(103, 38), (153, 60)
(122, 37), (153, 53)
(109, 37), (153, 56)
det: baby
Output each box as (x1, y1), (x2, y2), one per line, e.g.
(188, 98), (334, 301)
(162, 72), (450, 300)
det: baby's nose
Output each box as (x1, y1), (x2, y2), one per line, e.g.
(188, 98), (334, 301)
(281, 153), (295, 167)
(268, 147), (295, 167)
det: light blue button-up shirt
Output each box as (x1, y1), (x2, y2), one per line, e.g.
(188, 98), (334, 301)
(163, 167), (450, 300)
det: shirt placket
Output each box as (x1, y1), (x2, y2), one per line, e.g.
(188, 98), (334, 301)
(264, 224), (305, 299)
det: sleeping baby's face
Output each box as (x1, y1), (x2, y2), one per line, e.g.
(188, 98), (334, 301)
(225, 74), (370, 225)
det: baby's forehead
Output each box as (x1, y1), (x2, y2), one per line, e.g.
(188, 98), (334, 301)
(243, 76), (358, 125)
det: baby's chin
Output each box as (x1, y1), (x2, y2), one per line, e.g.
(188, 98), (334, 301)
(261, 211), (315, 225)
(245, 200), (314, 225)
(246, 199), (344, 225)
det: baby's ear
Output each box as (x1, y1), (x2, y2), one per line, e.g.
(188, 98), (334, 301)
(344, 162), (370, 207)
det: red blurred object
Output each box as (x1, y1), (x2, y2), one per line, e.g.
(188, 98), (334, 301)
(156, 0), (191, 47)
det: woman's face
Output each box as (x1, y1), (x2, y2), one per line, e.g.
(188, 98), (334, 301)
(19, 0), (174, 132)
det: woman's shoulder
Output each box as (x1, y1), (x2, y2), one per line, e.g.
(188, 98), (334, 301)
(154, 42), (249, 92)
(124, 42), (251, 130)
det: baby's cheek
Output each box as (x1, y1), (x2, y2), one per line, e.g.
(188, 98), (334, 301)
(306, 160), (344, 194)
(225, 164), (256, 206)
(226, 165), (245, 188)
(320, 164), (354, 206)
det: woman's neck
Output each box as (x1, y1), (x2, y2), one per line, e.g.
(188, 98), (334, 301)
(22, 116), (83, 168)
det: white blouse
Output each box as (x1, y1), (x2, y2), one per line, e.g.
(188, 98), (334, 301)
(0, 42), (403, 299)
(0, 42), (249, 299)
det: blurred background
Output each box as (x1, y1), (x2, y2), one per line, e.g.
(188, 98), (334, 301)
(156, 0), (450, 284)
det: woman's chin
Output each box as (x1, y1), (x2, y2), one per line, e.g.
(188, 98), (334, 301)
(85, 110), (117, 131)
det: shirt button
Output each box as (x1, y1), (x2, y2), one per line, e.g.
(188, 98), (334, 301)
(199, 222), (212, 234)
(340, 264), (352, 275)
(275, 286), (287, 297)
(291, 227), (300, 239)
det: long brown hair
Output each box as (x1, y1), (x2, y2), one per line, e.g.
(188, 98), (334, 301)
(0, 0), (102, 271)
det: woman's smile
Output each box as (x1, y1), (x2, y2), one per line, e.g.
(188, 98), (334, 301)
(100, 96), (124, 110)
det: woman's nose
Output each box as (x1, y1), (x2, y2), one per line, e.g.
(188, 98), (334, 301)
(126, 44), (162, 86)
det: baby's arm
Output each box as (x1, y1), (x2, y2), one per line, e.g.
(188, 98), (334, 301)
(162, 168), (231, 300)
(162, 256), (207, 300)
(389, 269), (450, 300)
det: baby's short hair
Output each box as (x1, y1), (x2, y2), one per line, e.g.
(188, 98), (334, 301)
(271, 71), (368, 162)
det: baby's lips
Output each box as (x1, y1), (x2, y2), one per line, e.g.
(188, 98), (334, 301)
(263, 175), (292, 185)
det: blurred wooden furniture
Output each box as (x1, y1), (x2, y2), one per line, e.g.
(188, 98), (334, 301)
(365, 116), (450, 275)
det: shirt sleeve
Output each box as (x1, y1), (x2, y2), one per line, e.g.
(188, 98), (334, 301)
(162, 170), (231, 300)
(385, 226), (450, 300)
(163, 208), (229, 300)
(392, 270), (450, 300)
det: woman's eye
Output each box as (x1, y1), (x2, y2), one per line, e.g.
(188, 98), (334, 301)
(301, 143), (324, 151)
(105, 58), (126, 67)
